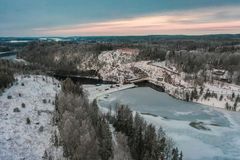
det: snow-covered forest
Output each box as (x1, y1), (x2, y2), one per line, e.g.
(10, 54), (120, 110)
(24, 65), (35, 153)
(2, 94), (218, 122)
(1, 36), (240, 160)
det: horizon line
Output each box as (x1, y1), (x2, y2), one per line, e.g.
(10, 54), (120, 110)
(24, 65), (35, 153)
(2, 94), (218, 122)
(1, 33), (240, 38)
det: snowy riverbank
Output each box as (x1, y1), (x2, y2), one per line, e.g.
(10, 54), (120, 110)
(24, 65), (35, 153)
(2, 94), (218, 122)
(96, 49), (240, 111)
(83, 83), (136, 102)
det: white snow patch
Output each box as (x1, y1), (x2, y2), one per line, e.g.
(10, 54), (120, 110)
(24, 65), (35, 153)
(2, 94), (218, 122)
(0, 75), (63, 160)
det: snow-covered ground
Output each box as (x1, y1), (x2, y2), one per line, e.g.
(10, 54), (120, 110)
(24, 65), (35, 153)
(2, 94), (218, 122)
(204, 81), (240, 96)
(83, 83), (136, 102)
(0, 75), (63, 160)
(194, 81), (240, 110)
(98, 50), (139, 83)
(151, 61), (177, 73)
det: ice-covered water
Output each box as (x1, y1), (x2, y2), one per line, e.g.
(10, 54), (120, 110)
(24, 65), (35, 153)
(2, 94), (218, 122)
(98, 87), (240, 160)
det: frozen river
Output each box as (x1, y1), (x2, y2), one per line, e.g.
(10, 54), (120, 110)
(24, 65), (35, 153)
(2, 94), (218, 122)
(98, 87), (240, 160)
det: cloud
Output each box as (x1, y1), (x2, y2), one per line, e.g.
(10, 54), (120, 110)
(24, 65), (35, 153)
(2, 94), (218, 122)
(34, 5), (240, 36)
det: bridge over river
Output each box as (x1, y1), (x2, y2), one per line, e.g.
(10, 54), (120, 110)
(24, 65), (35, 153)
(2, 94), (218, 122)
(130, 77), (166, 92)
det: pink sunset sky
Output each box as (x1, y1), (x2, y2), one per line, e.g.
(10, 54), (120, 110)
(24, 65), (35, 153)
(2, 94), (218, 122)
(33, 6), (240, 36)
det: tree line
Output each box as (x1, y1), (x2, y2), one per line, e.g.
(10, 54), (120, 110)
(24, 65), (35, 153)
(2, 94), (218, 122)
(55, 78), (113, 160)
(54, 78), (183, 160)
(19, 42), (121, 76)
(0, 59), (51, 92)
(0, 60), (15, 91)
(19, 40), (240, 79)
(108, 105), (182, 160)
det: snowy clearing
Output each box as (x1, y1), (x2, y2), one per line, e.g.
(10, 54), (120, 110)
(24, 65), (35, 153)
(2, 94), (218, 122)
(0, 75), (63, 160)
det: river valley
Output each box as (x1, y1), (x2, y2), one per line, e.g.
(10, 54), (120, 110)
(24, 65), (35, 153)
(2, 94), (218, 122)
(98, 87), (240, 160)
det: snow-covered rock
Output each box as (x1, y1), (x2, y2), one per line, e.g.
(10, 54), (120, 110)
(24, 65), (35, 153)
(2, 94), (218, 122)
(98, 49), (139, 83)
